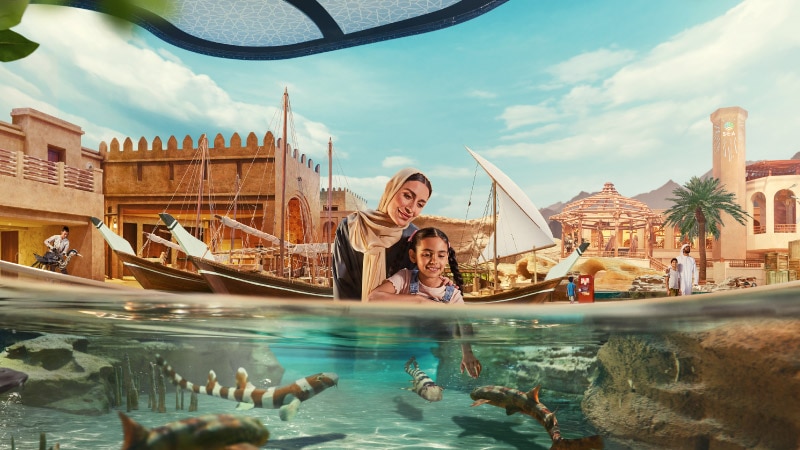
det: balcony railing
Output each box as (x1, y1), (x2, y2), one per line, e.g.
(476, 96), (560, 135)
(774, 223), (797, 233)
(0, 148), (16, 177)
(753, 225), (766, 234)
(0, 148), (95, 193)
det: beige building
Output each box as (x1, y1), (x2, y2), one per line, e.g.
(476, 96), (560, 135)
(100, 131), (324, 279)
(0, 108), (104, 280)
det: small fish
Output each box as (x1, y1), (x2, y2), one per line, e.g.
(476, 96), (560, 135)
(156, 355), (338, 421)
(119, 411), (269, 450)
(470, 385), (603, 450)
(404, 356), (443, 402)
(0, 367), (28, 394)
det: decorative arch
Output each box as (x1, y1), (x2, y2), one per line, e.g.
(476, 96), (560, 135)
(773, 189), (796, 233)
(751, 192), (766, 234)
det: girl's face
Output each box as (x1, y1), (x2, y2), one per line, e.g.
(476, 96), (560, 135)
(410, 236), (448, 278)
(386, 180), (429, 227)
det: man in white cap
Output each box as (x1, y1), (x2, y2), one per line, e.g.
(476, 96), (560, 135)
(676, 244), (698, 295)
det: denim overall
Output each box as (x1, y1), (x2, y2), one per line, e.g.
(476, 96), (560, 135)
(408, 269), (455, 303)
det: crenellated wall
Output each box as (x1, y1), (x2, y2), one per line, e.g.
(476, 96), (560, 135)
(320, 187), (368, 212)
(100, 130), (323, 278)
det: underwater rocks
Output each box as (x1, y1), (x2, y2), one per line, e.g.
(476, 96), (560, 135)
(0, 334), (286, 417)
(582, 319), (800, 449)
(434, 341), (600, 398)
(1, 334), (114, 415)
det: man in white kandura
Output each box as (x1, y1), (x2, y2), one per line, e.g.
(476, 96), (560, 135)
(677, 244), (698, 295)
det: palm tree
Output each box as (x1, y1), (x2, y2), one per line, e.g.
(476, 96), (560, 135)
(663, 176), (749, 283)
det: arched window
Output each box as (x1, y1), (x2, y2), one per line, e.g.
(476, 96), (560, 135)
(773, 190), (796, 233)
(751, 192), (766, 234)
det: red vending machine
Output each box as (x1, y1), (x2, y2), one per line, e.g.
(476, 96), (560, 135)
(577, 274), (594, 303)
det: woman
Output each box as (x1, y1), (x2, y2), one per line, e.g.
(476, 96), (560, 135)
(332, 167), (432, 301)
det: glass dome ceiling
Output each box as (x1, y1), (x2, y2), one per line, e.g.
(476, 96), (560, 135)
(51, 0), (508, 60)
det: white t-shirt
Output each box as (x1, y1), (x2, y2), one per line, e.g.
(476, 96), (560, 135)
(386, 268), (464, 305)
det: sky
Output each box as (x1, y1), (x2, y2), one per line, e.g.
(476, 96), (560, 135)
(2, 0), (799, 219)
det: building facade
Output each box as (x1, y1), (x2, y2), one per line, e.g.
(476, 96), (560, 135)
(0, 108), (104, 280)
(100, 131), (323, 279)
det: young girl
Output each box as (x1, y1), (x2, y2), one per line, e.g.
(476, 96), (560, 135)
(369, 227), (463, 304)
(369, 227), (482, 378)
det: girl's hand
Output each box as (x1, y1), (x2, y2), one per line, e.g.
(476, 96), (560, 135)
(460, 353), (482, 379)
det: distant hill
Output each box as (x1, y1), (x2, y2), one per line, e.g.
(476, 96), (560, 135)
(541, 191), (595, 238)
(632, 180), (682, 210)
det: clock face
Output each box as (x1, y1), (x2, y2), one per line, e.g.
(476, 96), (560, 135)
(713, 119), (738, 162)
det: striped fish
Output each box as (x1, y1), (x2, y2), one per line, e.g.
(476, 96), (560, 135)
(404, 356), (443, 402)
(470, 385), (603, 450)
(119, 411), (269, 450)
(156, 354), (338, 421)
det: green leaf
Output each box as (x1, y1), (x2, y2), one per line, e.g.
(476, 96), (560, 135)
(0, 0), (29, 30)
(0, 29), (39, 62)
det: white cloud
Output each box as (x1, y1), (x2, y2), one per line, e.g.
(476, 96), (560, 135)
(467, 89), (497, 99)
(547, 48), (636, 85)
(499, 103), (561, 130)
(382, 155), (416, 168)
(602, 0), (800, 106)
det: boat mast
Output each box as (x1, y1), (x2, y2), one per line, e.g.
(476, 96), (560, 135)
(327, 138), (333, 273)
(278, 88), (288, 277)
(492, 180), (499, 292)
(230, 173), (240, 252)
(195, 134), (206, 239)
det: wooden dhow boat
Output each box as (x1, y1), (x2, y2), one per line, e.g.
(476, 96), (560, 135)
(90, 217), (212, 293)
(461, 147), (587, 304)
(160, 212), (332, 299)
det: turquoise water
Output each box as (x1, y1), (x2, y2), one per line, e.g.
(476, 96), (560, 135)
(0, 278), (798, 449)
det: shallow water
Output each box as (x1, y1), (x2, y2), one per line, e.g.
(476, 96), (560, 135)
(0, 277), (798, 449)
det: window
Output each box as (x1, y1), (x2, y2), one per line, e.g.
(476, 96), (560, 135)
(47, 147), (64, 163)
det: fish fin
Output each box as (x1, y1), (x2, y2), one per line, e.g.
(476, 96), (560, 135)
(529, 385), (542, 403)
(235, 367), (249, 389)
(279, 397), (302, 421)
(235, 402), (255, 411)
(225, 445), (260, 450)
(118, 411), (149, 450)
(470, 399), (491, 407)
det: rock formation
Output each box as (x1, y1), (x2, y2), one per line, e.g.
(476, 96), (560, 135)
(582, 319), (800, 449)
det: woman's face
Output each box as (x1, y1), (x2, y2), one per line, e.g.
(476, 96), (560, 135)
(386, 180), (430, 227)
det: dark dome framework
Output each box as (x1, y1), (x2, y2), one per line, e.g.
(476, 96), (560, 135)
(52, 0), (509, 60)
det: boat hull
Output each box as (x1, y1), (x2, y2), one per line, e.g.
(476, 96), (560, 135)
(115, 252), (212, 293)
(463, 277), (563, 304)
(190, 257), (332, 299)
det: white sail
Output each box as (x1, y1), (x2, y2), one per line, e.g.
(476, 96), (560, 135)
(143, 232), (183, 252)
(217, 215), (332, 256)
(466, 147), (555, 261)
(216, 215), (283, 246)
(159, 213), (218, 262)
(90, 217), (135, 255)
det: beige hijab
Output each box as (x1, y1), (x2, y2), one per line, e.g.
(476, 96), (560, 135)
(347, 167), (429, 302)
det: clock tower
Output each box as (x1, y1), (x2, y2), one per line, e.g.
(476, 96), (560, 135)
(710, 106), (748, 260)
